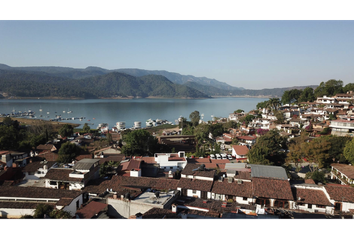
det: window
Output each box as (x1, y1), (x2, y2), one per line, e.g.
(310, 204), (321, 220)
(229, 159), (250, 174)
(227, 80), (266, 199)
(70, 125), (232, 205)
(49, 181), (57, 185)
(243, 197), (247, 201)
(76, 200), (80, 210)
(192, 190), (197, 194)
(170, 167), (173, 169)
(308, 204), (312, 209)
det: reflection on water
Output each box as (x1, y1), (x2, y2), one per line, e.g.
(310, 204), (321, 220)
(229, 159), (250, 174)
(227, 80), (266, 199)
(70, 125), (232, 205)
(0, 98), (267, 129)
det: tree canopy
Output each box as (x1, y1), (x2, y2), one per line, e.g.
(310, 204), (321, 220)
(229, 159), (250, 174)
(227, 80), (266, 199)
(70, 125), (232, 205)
(247, 130), (287, 165)
(59, 124), (74, 138)
(189, 110), (200, 127)
(57, 142), (81, 163)
(121, 129), (158, 156)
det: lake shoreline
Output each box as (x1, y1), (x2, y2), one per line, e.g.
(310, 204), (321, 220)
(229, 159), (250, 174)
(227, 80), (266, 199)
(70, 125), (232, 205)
(4, 95), (271, 100)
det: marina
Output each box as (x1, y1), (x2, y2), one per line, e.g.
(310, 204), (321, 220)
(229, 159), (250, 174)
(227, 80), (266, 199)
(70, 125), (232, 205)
(0, 97), (266, 129)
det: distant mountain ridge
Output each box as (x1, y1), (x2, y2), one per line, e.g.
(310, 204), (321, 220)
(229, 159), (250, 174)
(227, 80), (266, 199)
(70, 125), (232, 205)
(0, 69), (209, 99)
(0, 64), (317, 98)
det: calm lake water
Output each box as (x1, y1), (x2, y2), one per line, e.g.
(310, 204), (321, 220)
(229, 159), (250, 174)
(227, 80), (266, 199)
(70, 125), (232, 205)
(0, 98), (267, 129)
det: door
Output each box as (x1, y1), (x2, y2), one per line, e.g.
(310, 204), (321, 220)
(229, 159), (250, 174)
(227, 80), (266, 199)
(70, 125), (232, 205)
(335, 202), (341, 211)
(201, 191), (208, 200)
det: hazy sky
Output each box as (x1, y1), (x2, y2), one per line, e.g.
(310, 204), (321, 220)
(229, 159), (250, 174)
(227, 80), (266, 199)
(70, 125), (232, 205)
(1, 20), (354, 89)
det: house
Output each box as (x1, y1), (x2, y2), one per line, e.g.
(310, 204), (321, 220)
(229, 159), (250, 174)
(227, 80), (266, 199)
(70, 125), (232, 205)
(324, 184), (354, 214)
(83, 175), (180, 219)
(44, 158), (100, 190)
(0, 186), (84, 218)
(178, 163), (215, 199)
(22, 158), (57, 181)
(231, 145), (249, 162)
(75, 200), (109, 219)
(236, 135), (257, 147)
(329, 119), (354, 137)
(117, 159), (141, 177)
(291, 184), (333, 214)
(330, 163), (354, 185)
(154, 151), (187, 172)
(0, 151), (28, 168)
(0, 164), (25, 186)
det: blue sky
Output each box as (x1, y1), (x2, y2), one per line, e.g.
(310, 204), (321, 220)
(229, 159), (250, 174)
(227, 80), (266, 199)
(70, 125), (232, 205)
(1, 19), (354, 89)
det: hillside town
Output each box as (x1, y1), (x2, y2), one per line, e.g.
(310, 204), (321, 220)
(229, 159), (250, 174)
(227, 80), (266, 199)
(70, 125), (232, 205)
(1, 86), (354, 219)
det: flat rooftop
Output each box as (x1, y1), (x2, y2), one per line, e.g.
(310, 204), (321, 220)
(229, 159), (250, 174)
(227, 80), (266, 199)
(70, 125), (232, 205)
(132, 190), (176, 207)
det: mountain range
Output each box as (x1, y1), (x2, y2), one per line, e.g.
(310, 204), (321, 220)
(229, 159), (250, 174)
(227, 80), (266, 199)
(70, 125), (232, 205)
(0, 64), (317, 99)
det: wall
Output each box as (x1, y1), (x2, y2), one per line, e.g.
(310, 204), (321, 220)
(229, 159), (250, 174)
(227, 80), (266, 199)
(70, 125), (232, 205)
(61, 194), (83, 216)
(0, 208), (34, 219)
(107, 198), (158, 219)
(108, 192), (180, 218)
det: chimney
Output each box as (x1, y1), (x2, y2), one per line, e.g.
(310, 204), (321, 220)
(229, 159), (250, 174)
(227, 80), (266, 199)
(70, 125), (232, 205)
(172, 204), (177, 213)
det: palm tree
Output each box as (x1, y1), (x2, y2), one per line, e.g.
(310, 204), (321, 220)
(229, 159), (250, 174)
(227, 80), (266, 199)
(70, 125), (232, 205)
(268, 98), (281, 112)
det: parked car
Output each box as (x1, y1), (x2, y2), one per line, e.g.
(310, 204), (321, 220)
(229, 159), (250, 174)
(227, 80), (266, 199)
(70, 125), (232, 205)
(227, 154), (233, 160)
(221, 153), (227, 159)
(216, 154), (222, 159)
(210, 154), (216, 159)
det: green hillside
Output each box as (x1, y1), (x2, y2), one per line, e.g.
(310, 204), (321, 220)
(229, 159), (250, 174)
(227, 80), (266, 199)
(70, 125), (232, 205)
(0, 70), (209, 99)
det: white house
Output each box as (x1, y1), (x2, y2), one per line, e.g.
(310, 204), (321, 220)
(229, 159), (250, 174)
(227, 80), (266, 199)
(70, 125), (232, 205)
(231, 145), (249, 162)
(0, 186), (84, 218)
(44, 158), (100, 190)
(325, 184), (354, 214)
(154, 151), (187, 172)
(291, 184), (333, 214)
(177, 163), (215, 199)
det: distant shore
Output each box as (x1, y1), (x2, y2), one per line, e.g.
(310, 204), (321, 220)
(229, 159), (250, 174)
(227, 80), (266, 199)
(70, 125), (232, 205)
(3, 95), (272, 100)
(0, 117), (80, 128)
(211, 95), (274, 98)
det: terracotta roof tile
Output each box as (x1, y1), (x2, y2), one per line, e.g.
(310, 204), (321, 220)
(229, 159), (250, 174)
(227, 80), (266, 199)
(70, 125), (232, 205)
(292, 188), (332, 206)
(211, 178), (253, 197)
(44, 168), (84, 182)
(331, 164), (354, 179)
(181, 163), (215, 178)
(76, 201), (108, 219)
(325, 184), (354, 203)
(232, 145), (249, 155)
(142, 207), (180, 219)
(0, 186), (82, 199)
(177, 178), (213, 192)
(252, 178), (293, 200)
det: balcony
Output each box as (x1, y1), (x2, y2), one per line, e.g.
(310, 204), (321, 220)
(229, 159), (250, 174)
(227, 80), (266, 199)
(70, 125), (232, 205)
(331, 170), (350, 185)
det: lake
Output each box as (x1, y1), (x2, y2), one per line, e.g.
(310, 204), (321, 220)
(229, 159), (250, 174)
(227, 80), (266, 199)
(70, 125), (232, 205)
(0, 97), (267, 129)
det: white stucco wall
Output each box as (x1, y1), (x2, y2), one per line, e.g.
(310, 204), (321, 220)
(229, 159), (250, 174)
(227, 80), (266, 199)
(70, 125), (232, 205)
(61, 194), (83, 216)
(0, 208), (34, 219)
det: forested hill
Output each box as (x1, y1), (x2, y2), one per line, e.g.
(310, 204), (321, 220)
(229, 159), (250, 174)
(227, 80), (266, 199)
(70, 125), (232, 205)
(0, 70), (209, 99)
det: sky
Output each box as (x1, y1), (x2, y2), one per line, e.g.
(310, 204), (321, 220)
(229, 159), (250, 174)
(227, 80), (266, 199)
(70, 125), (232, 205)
(1, 2), (354, 91)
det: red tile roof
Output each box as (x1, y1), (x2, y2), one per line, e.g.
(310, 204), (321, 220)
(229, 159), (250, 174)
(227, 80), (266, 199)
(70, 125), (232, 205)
(252, 178), (293, 200)
(292, 188), (331, 206)
(181, 163), (215, 178)
(76, 201), (108, 219)
(44, 168), (84, 182)
(232, 145), (249, 155)
(325, 184), (354, 203)
(331, 163), (354, 179)
(177, 178), (214, 192)
(211, 178), (253, 197)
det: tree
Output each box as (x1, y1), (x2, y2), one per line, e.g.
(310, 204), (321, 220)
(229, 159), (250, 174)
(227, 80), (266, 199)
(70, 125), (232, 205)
(234, 109), (244, 113)
(189, 110), (200, 127)
(268, 98), (281, 112)
(304, 137), (331, 171)
(298, 87), (315, 103)
(247, 130), (287, 165)
(343, 83), (354, 93)
(314, 79), (343, 98)
(33, 204), (54, 218)
(281, 89), (302, 105)
(325, 135), (351, 165)
(58, 142), (81, 163)
(286, 132), (309, 169)
(83, 123), (90, 133)
(275, 111), (285, 124)
(49, 209), (72, 219)
(256, 100), (269, 110)
(58, 124), (74, 138)
(121, 129), (158, 156)
(344, 137), (354, 165)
